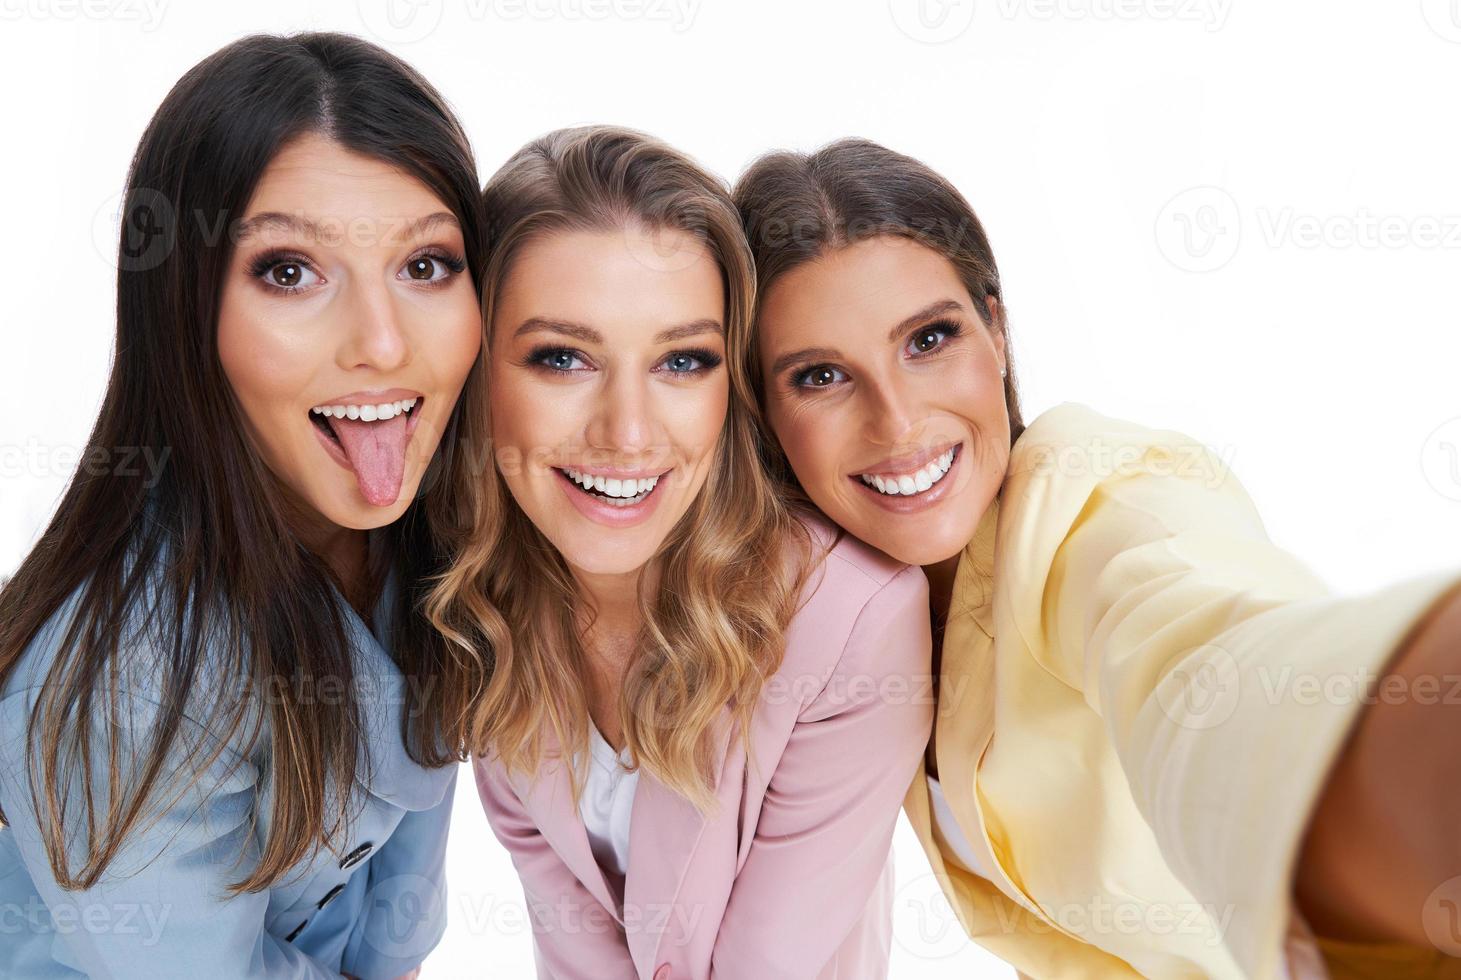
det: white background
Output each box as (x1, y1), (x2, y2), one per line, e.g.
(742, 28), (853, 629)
(3, 1), (1460, 976)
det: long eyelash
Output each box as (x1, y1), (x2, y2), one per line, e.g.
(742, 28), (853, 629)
(523, 345), (585, 374)
(413, 249), (468, 276)
(245, 247), (469, 294)
(664, 347), (724, 373)
(785, 364), (838, 394)
(909, 318), (964, 352)
(247, 249), (314, 293)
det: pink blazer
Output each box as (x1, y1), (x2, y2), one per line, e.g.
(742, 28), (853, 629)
(473, 516), (934, 979)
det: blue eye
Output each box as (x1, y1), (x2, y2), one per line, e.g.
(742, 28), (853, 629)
(657, 349), (723, 375)
(531, 347), (590, 373)
(792, 364), (847, 389)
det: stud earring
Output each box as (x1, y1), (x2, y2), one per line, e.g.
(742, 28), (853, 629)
(1000, 366), (1007, 379)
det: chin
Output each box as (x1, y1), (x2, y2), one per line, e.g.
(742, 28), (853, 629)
(560, 542), (658, 578)
(311, 481), (417, 531)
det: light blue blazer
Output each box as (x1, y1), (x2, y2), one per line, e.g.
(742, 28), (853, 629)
(0, 561), (458, 979)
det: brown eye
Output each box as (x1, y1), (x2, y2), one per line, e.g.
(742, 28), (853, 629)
(272, 263), (303, 287)
(406, 256), (437, 281)
(904, 320), (961, 357)
(793, 364), (847, 389)
(912, 330), (941, 352)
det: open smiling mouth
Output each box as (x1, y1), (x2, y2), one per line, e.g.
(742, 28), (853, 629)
(853, 438), (964, 511)
(554, 466), (664, 507)
(309, 396), (423, 508)
(854, 443), (960, 497)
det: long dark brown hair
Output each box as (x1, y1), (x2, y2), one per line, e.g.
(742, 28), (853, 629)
(0, 32), (483, 893)
(733, 137), (1026, 501)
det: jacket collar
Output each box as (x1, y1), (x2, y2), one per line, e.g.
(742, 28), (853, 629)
(341, 562), (458, 812)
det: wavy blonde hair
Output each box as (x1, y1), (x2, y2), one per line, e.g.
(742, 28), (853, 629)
(425, 126), (808, 812)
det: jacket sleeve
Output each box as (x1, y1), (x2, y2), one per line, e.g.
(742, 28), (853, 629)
(1027, 418), (1461, 978)
(341, 766), (459, 980)
(0, 684), (341, 980)
(710, 562), (935, 979)
(472, 755), (638, 979)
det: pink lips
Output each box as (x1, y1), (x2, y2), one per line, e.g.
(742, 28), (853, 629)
(310, 388), (425, 507)
(851, 441), (962, 480)
(554, 466), (669, 528)
(849, 442), (964, 515)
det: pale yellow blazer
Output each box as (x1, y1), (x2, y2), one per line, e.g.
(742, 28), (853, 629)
(902, 402), (1461, 980)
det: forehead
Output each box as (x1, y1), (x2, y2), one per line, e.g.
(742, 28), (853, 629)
(759, 236), (967, 343)
(241, 133), (453, 242)
(495, 227), (724, 336)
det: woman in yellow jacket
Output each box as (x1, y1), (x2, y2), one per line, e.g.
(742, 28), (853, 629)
(733, 138), (1461, 980)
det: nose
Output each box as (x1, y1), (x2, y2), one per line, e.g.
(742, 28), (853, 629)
(336, 276), (411, 373)
(861, 372), (921, 448)
(585, 366), (657, 458)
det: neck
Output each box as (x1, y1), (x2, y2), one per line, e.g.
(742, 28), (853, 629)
(572, 562), (653, 644)
(923, 552), (961, 631)
(279, 488), (373, 615)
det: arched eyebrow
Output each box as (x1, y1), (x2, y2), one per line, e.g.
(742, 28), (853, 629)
(886, 299), (966, 342)
(511, 317), (723, 345)
(654, 319), (722, 343)
(771, 346), (841, 376)
(769, 299), (968, 376)
(234, 210), (460, 243)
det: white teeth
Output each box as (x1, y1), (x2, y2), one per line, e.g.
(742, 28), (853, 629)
(858, 448), (957, 497)
(311, 396), (418, 420)
(559, 467), (661, 501)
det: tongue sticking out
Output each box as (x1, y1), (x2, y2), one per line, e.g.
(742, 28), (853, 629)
(326, 411), (411, 507)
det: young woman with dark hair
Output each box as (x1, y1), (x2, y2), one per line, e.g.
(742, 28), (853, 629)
(0, 32), (484, 979)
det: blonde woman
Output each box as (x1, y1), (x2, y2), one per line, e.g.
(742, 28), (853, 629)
(425, 126), (934, 979)
(734, 138), (1461, 980)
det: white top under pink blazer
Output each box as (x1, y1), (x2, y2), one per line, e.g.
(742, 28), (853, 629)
(474, 514), (935, 980)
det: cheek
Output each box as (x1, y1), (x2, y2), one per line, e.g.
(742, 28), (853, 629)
(216, 296), (313, 439)
(768, 395), (836, 481)
(939, 353), (1003, 422)
(487, 366), (532, 448)
(685, 380), (729, 455)
(427, 294), (485, 387)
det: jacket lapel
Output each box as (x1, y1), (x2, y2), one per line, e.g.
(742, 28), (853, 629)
(508, 701), (739, 974)
(933, 494), (1053, 917)
(511, 724), (624, 917)
(346, 563), (457, 812)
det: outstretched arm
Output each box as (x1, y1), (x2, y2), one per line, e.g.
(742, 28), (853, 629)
(1295, 581), (1461, 948)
